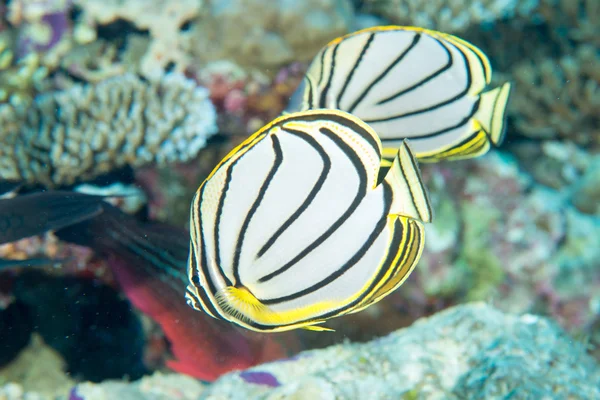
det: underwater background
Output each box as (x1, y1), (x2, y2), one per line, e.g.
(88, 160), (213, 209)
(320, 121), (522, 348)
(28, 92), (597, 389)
(0, 0), (598, 399)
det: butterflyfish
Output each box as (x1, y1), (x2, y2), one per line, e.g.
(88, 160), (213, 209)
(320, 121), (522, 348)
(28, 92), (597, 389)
(185, 109), (432, 332)
(285, 26), (512, 162)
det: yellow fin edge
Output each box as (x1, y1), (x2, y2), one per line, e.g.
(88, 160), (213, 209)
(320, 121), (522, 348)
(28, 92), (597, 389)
(216, 286), (335, 332)
(476, 82), (512, 146)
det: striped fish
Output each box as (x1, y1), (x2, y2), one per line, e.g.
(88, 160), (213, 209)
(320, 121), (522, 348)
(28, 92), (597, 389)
(185, 109), (432, 332)
(286, 26), (512, 162)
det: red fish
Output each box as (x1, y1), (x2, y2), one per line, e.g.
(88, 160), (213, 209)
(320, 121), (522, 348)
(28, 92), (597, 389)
(56, 200), (291, 381)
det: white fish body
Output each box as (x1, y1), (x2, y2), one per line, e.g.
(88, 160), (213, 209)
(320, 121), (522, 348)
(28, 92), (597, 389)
(186, 109), (432, 332)
(286, 26), (511, 162)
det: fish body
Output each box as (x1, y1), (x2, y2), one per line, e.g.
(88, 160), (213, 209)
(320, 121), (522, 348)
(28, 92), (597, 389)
(186, 109), (432, 332)
(0, 191), (105, 245)
(286, 26), (511, 162)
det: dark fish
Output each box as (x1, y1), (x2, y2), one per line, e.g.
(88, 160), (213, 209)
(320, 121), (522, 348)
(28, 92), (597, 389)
(0, 180), (23, 198)
(0, 257), (65, 270)
(0, 191), (105, 245)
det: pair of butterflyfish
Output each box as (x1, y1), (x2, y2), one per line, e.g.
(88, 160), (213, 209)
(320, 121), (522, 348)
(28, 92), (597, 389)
(185, 26), (511, 332)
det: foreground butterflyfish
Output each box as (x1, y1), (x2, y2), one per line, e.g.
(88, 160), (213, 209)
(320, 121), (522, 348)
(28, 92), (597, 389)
(185, 109), (432, 332)
(286, 26), (512, 162)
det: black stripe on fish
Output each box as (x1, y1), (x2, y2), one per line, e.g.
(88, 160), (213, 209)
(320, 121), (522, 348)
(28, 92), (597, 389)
(358, 213), (409, 307)
(257, 128), (331, 258)
(348, 32), (421, 114)
(238, 183), (397, 332)
(398, 145), (432, 221)
(188, 248), (220, 318)
(232, 135), (284, 285)
(318, 42), (340, 108)
(213, 134), (269, 287)
(376, 37), (453, 106)
(363, 38), (472, 123)
(258, 126), (368, 283)
(336, 32), (376, 107)
(259, 182), (392, 306)
(196, 184), (219, 297)
(317, 49), (326, 88)
(306, 76), (315, 110)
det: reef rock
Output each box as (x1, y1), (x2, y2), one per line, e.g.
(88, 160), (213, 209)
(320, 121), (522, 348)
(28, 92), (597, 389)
(64, 303), (600, 400)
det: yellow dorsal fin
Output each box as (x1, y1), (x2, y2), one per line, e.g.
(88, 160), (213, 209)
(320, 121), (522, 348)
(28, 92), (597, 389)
(475, 82), (512, 146)
(383, 140), (433, 223)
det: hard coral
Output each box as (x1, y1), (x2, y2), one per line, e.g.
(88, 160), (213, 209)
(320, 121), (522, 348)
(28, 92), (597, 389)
(509, 45), (599, 148)
(363, 0), (540, 33)
(190, 0), (354, 71)
(537, 0), (599, 46)
(0, 73), (217, 187)
(0, 33), (49, 106)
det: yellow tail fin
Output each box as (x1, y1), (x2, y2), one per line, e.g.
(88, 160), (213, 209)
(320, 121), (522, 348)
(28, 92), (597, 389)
(476, 82), (512, 146)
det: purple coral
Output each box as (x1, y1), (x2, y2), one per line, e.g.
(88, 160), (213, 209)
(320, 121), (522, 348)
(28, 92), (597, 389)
(68, 387), (84, 400)
(240, 371), (281, 387)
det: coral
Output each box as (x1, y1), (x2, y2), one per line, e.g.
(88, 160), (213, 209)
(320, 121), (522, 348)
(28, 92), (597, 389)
(7, 0), (75, 69)
(74, 0), (201, 77)
(509, 45), (600, 148)
(190, 0), (354, 70)
(571, 155), (600, 215)
(537, 0), (599, 46)
(509, 140), (592, 189)
(0, 73), (217, 187)
(0, 334), (74, 398)
(362, 0), (540, 33)
(68, 304), (600, 399)
(71, 373), (205, 400)
(0, 234), (61, 268)
(59, 40), (127, 83)
(0, 34), (49, 106)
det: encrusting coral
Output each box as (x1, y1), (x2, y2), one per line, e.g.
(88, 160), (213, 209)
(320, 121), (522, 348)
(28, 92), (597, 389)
(190, 0), (354, 71)
(73, 0), (201, 78)
(0, 73), (217, 187)
(362, 0), (540, 33)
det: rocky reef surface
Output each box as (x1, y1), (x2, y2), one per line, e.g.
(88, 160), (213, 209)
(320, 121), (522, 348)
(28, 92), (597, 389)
(2, 303), (598, 400)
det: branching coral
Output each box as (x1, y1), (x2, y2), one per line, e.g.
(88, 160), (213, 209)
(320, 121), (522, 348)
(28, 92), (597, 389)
(537, 0), (599, 46)
(362, 0), (540, 33)
(0, 33), (49, 106)
(509, 44), (599, 148)
(0, 73), (217, 187)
